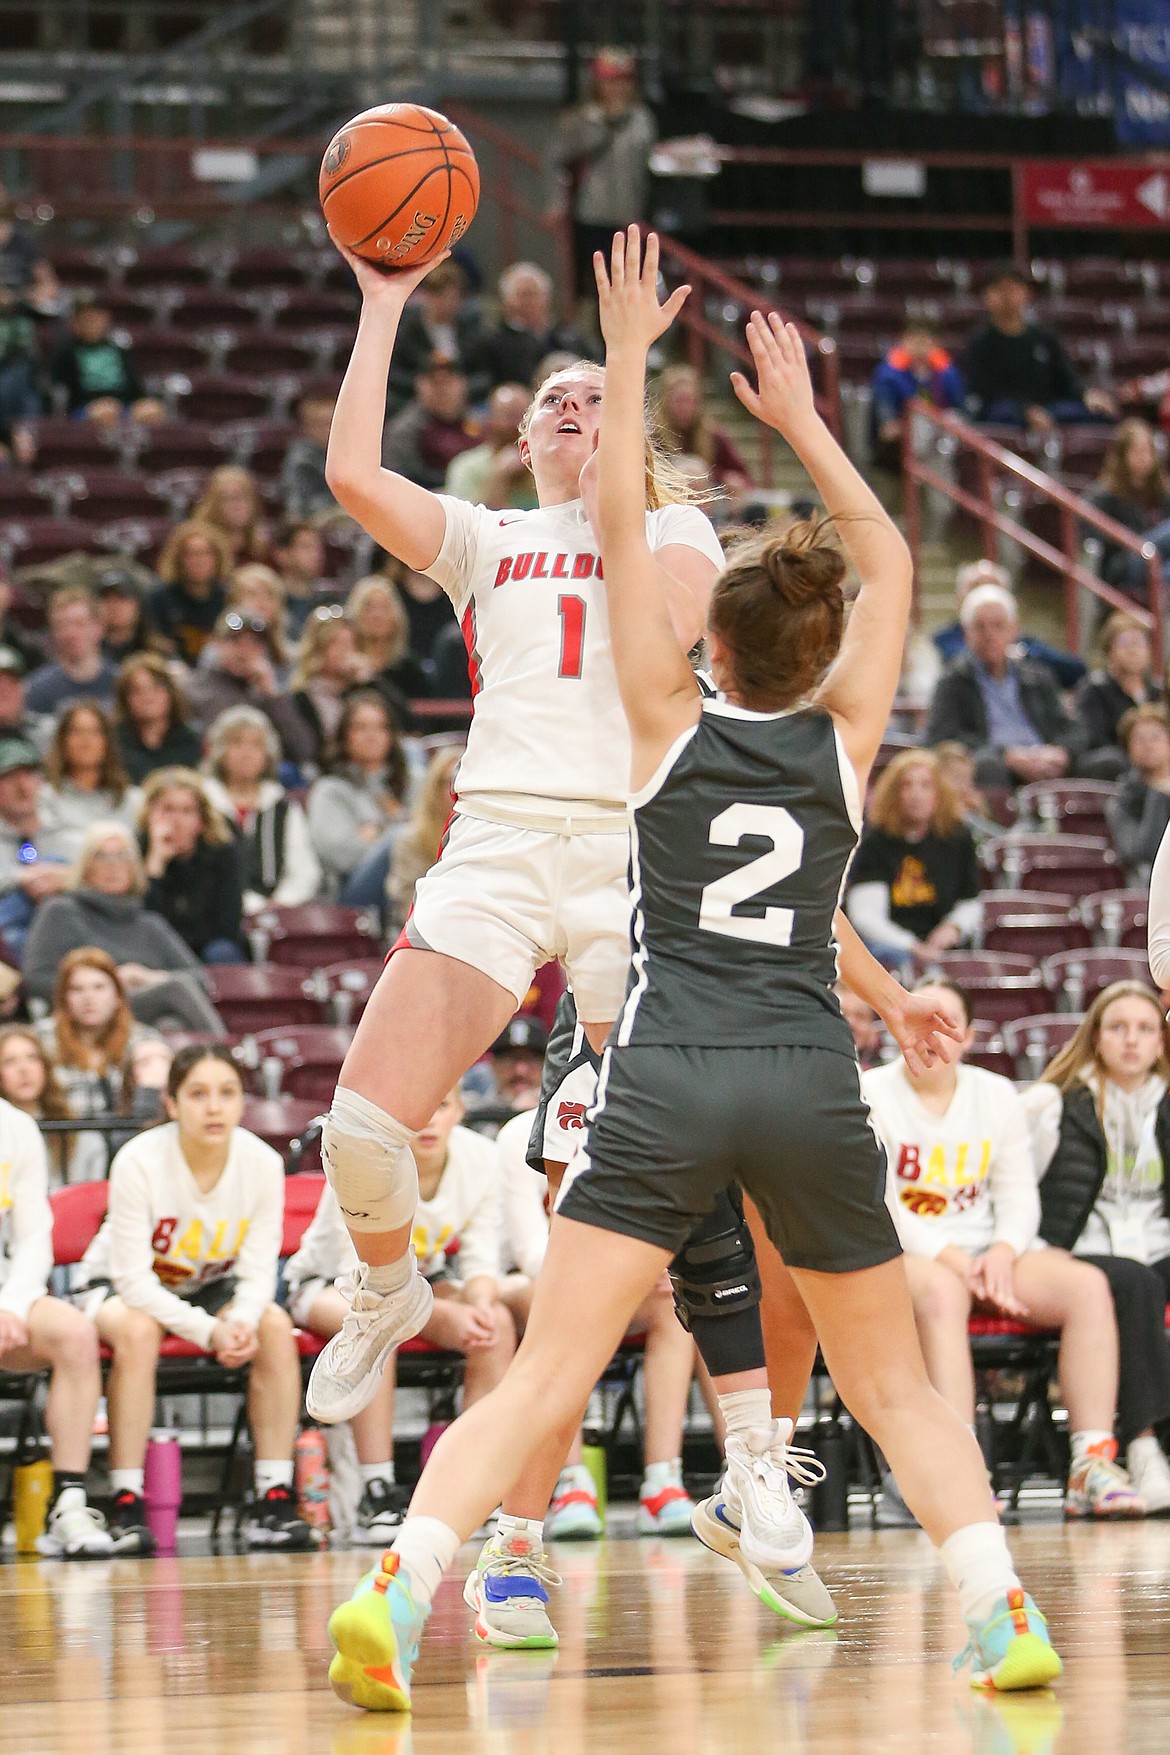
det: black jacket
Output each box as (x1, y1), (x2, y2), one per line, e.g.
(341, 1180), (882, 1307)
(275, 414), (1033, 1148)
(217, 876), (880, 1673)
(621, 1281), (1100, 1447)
(960, 320), (1082, 417)
(142, 835), (244, 956)
(1073, 669), (1163, 758)
(1039, 1082), (1170, 1251)
(1084, 486), (1170, 594)
(924, 651), (1074, 757)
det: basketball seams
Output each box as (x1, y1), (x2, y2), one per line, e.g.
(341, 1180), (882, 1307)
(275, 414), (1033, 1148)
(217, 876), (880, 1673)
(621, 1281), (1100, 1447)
(321, 101), (477, 266)
(321, 143), (468, 203)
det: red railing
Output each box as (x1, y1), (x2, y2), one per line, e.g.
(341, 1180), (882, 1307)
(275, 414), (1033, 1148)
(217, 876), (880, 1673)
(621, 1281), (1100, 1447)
(447, 107), (843, 473)
(902, 405), (1164, 669)
(656, 234), (842, 465)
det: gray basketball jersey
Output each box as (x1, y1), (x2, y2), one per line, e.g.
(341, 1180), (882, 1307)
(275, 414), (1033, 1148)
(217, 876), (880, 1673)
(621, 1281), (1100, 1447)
(616, 699), (860, 1052)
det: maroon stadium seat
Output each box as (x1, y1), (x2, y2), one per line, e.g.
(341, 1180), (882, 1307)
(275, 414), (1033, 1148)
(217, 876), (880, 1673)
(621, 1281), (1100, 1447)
(964, 1019), (1016, 1079)
(982, 834), (1121, 898)
(980, 892), (1090, 958)
(250, 902), (381, 968)
(2, 517), (97, 567)
(226, 248), (314, 292)
(0, 473), (49, 520)
(173, 372), (273, 422)
(205, 965), (328, 1032)
(1015, 780), (1118, 841)
(135, 420), (235, 473)
(1041, 947), (1155, 1010)
(241, 1097), (323, 1157)
(935, 950), (1055, 1025)
(27, 417), (119, 470)
(45, 467), (161, 523)
(316, 958), (385, 1026)
(1078, 888), (1149, 950)
(1001, 1013), (1085, 1080)
(122, 247), (215, 290)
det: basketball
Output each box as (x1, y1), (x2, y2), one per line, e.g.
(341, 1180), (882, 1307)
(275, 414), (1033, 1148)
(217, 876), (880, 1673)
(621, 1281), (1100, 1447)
(318, 102), (480, 270)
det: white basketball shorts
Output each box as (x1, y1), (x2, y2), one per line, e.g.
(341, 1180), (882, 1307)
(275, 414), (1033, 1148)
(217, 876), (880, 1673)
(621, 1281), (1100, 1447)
(401, 810), (632, 1026)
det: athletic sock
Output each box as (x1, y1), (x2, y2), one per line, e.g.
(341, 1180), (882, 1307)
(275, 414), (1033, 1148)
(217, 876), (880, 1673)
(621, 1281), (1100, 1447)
(255, 1459), (294, 1496)
(940, 1522), (1023, 1625)
(642, 1458), (683, 1493)
(718, 1387), (772, 1438)
(51, 1470), (86, 1505)
(1070, 1429), (1115, 1466)
(365, 1256), (414, 1296)
(360, 1459), (396, 1487)
(111, 1467), (145, 1497)
(496, 1513), (544, 1551)
(390, 1515), (462, 1608)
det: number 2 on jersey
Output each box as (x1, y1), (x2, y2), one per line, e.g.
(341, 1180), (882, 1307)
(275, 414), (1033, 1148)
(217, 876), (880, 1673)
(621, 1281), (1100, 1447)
(698, 803), (804, 946)
(557, 594), (586, 679)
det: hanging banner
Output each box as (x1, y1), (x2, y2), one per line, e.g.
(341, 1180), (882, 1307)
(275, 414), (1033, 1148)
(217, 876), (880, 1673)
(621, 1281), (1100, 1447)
(1113, 0), (1170, 146)
(1019, 158), (1170, 227)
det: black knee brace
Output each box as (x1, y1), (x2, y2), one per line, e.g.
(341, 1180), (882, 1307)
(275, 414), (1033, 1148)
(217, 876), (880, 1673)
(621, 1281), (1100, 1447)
(670, 1187), (762, 1329)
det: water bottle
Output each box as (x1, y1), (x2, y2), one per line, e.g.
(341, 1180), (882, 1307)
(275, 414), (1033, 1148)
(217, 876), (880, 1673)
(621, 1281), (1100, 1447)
(143, 1429), (183, 1554)
(581, 1441), (608, 1516)
(294, 1425), (331, 1535)
(420, 1419), (450, 1468)
(12, 1437), (52, 1554)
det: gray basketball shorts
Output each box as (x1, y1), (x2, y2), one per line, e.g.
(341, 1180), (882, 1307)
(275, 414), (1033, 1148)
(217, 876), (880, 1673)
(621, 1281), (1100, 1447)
(557, 1041), (901, 1276)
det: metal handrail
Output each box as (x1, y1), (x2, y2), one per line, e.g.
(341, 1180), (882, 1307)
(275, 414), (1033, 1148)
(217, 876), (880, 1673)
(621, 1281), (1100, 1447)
(901, 405), (1164, 668)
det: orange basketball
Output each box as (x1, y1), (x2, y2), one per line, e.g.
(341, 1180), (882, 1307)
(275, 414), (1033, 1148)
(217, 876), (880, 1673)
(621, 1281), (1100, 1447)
(319, 103), (479, 270)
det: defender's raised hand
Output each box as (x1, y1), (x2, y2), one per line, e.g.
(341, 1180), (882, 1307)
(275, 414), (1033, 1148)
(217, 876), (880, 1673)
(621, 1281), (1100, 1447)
(594, 225), (691, 355)
(731, 310), (819, 438)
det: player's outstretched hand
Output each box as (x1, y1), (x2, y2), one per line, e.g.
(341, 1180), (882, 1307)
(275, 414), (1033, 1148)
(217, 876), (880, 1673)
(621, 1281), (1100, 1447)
(327, 228), (451, 308)
(886, 990), (965, 1079)
(594, 225), (691, 356)
(731, 310), (818, 438)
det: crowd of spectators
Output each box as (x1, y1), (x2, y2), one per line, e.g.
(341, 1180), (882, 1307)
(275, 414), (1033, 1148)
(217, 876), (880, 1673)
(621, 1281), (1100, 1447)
(3, 134), (1170, 1545)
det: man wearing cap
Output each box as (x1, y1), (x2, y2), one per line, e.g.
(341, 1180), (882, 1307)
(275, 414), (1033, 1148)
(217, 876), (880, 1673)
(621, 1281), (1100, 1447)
(95, 566), (152, 665)
(0, 645), (52, 753)
(184, 609), (315, 769)
(924, 582), (1076, 787)
(551, 48), (657, 297)
(0, 738), (82, 953)
(487, 1016), (549, 1115)
(381, 353), (478, 491)
(961, 262), (1116, 433)
(386, 262), (481, 414)
(24, 587), (118, 715)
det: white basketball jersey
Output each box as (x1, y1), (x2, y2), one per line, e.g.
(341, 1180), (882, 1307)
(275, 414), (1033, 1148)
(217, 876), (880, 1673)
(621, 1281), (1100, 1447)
(426, 494), (725, 810)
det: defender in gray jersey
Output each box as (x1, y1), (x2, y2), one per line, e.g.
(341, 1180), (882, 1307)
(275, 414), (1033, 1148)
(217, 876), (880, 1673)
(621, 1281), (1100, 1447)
(328, 240), (1061, 1714)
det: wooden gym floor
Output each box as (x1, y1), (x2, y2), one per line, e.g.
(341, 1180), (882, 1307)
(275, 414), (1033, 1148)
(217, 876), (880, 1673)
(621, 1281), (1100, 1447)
(4, 1519), (1168, 1754)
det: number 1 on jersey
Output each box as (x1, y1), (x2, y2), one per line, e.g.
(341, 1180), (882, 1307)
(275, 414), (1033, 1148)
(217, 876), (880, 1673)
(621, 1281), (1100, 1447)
(557, 594), (587, 680)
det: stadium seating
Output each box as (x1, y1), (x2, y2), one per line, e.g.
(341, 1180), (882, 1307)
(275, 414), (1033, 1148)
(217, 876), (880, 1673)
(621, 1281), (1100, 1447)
(247, 902), (381, 968)
(1041, 947), (1156, 1010)
(205, 965), (329, 1032)
(982, 834), (1122, 899)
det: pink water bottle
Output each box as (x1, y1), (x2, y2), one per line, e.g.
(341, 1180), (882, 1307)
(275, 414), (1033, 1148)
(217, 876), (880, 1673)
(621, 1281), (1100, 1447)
(143, 1430), (182, 1554)
(294, 1426), (331, 1536)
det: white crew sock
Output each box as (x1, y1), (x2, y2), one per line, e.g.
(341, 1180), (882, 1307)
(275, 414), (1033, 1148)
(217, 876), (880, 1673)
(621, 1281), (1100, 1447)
(1070, 1429), (1114, 1465)
(496, 1513), (543, 1551)
(365, 1255), (415, 1295)
(111, 1467), (144, 1497)
(642, 1458), (683, 1493)
(390, 1515), (462, 1608)
(255, 1459), (294, 1496)
(940, 1521), (1022, 1625)
(718, 1388), (772, 1437)
(360, 1459), (396, 1487)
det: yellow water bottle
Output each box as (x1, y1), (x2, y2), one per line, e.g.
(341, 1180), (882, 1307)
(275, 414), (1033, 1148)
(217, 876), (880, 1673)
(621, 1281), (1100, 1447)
(13, 1445), (52, 1554)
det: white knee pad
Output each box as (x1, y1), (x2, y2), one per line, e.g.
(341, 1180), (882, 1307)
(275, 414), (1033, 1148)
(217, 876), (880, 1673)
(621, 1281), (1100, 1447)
(323, 1088), (419, 1234)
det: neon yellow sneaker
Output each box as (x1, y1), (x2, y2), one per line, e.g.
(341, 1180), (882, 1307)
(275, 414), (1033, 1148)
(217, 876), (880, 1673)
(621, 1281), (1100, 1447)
(328, 1551), (429, 1712)
(954, 1589), (1063, 1692)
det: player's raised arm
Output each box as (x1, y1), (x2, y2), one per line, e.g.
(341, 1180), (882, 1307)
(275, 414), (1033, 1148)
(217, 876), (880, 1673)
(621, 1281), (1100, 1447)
(730, 313), (913, 789)
(323, 239), (449, 571)
(592, 227), (702, 785)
